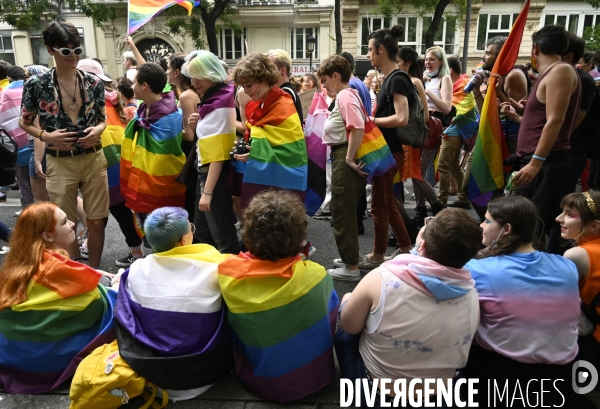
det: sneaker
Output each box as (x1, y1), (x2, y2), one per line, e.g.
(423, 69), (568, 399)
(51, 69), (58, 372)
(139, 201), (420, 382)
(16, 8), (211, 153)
(300, 242), (316, 260)
(235, 221), (243, 231)
(387, 231), (397, 247)
(358, 254), (385, 270)
(0, 246), (9, 255)
(327, 266), (361, 281)
(384, 248), (402, 261)
(115, 253), (137, 268)
(14, 210), (21, 217)
(447, 200), (471, 209)
(79, 246), (89, 260)
(313, 211), (331, 220)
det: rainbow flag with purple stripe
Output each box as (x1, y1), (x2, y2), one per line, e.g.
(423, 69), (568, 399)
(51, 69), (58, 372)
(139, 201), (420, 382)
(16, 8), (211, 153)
(468, 0), (530, 205)
(197, 83), (236, 164)
(120, 91), (186, 214)
(218, 253), (338, 403)
(114, 244), (234, 390)
(103, 99), (127, 207)
(241, 88), (308, 209)
(128, 0), (200, 35)
(303, 91), (329, 215)
(0, 251), (116, 394)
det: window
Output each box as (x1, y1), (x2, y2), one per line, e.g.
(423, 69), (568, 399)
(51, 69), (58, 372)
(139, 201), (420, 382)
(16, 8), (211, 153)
(584, 14), (600, 33)
(218, 28), (246, 60)
(290, 27), (319, 59)
(476, 13), (519, 51)
(359, 15), (458, 56)
(544, 14), (579, 34)
(0, 32), (15, 65)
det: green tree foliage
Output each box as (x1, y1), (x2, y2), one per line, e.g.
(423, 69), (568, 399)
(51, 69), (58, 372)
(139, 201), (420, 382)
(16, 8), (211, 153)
(583, 24), (600, 52)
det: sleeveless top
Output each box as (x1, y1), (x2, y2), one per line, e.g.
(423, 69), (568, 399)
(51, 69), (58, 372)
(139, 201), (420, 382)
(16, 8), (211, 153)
(359, 268), (478, 381)
(425, 77), (442, 111)
(579, 235), (600, 342)
(517, 61), (582, 157)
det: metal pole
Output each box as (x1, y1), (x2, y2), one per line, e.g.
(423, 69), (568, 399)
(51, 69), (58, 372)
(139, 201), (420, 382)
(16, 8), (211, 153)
(309, 52), (313, 71)
(462, 0), (472, 74)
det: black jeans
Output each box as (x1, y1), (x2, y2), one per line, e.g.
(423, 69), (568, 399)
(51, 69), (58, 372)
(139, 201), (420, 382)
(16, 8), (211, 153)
(109, 202), (143, 248)
(193, 162), (240, 254)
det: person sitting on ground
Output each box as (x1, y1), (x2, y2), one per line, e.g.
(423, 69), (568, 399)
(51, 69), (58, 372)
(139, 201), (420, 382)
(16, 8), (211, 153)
(464, 195), (580, 406)
(335, 208), (481, 407)
(218, 191), (338, 403)
(114, 206), (233, 401)
(557, 191), (600, 369)
(0, 202), (116, 394)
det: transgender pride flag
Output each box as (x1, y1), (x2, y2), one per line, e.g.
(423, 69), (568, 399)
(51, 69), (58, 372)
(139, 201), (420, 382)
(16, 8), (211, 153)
(128, 0), (201, 35)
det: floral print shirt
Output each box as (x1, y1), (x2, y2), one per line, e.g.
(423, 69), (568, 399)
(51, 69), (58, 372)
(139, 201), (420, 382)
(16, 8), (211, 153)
(20, 68), (106, 132)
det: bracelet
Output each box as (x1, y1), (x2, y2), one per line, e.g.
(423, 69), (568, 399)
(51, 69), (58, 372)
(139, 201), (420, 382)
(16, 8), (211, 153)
(202, 191), (213, 196)
(513, 114), (520, 122)
(532, 155), (546, 162)
(38, 129), (44, 141)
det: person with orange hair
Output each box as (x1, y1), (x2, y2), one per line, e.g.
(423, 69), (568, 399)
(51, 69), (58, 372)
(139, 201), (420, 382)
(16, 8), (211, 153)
(0, 203), (116, 394)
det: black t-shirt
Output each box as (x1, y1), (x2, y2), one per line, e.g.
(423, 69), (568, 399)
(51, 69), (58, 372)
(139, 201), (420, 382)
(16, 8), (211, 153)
(570, 68), (597, 156)
(280, 81), (304, 124)
(375, 69), (414, 153)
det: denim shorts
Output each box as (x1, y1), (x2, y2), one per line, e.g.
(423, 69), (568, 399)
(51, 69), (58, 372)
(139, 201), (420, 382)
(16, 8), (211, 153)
(28, 139), (46, 179)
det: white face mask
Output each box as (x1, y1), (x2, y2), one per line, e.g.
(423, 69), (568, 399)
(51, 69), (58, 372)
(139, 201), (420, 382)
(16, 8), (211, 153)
(425, 68), (439, 78)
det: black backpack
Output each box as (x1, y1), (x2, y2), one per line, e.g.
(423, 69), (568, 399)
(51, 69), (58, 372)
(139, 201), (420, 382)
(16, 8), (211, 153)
(584, 85), (600, 161)
(384, 70), (428, 148)
(0, 128), (17, 186)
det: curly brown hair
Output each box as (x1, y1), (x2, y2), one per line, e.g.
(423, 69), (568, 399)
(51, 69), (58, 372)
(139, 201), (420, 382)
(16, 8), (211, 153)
(233, 53), (280, 87)
(241, 190), (307, 261)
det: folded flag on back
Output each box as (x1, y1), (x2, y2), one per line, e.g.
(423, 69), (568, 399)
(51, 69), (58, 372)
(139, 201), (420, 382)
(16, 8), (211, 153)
(303, 91), (329, 215)
(0, 251), (116, 394)
(444, 74), (480, 144)
(218, 253), (338, 403)
(241, 88), (308, 210)
(197, 83), (236, 165)
(128, 0), (201, 35)
(120, 91), (186, 214)
(115, 244), (234, 391)
(103, 92), (127, 207)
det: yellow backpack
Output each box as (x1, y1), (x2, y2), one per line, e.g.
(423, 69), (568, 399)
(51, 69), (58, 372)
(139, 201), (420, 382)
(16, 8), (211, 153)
(69, 339), (168, 409)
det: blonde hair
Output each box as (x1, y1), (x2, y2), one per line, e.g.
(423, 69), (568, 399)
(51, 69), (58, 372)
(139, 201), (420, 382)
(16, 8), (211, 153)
(266, 49), (292, 77)
(425, 46), (450, 78)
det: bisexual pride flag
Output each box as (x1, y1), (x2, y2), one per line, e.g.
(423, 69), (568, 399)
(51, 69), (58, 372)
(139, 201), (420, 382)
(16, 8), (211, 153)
(218, 253), (338, 403)
(303, 91), (329, 215)
(115, 244), (234, 390)
(0, 251), (116, 394)
(468, 0), (531, 205)
(120, 91), (186, 214)
(128, 0), (200, 35)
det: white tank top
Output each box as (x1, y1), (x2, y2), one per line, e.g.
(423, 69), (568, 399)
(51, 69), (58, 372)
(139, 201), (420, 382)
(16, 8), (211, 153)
(359, 267), (479, 381)
(425, 77), (442, 111)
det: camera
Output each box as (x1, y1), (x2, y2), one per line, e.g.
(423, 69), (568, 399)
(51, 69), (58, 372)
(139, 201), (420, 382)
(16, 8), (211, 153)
(230, 139), (249, 160)
(66, 126), (90, 153)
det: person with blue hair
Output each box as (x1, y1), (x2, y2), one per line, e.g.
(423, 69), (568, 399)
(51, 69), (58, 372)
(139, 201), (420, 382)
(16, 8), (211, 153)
(114, 206), (234, 401)
(186, 51), (239, 254)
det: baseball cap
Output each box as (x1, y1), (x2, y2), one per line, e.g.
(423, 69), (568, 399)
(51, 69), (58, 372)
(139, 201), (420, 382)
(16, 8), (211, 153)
(77, 59), (112, 83)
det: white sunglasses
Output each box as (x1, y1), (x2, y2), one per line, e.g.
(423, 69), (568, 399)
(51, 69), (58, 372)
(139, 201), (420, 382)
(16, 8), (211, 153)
(52, 47), (84, 57)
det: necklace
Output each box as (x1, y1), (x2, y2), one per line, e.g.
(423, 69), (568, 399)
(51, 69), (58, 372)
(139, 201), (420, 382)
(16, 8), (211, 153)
(58, 76), (79, 113)
(57, 76), (76, 81)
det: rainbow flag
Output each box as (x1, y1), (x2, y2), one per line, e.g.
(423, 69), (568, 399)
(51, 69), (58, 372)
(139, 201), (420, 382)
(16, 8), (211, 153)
(197, 83), (236, 165)
(0, 80), (30, 166)
(120, 91), (186, 214)
(128, 0), (200, 35)
(241, 88), (308, 209)
(445, 74), (479, 144)
(468, 0), (531, 205)
(0, 251), (116, 394)
(303, 91), (329, 215)
(102, 97), (127, 207)
(218, 253), (338, 403)
(115, 244), (234, 390)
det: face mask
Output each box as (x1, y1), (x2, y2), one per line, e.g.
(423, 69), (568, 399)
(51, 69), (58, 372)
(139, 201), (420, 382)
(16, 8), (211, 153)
(426, 69), (439, 78)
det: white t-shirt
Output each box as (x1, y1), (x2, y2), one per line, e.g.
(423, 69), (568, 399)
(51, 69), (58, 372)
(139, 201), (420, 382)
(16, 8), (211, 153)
(322, 88), (365, 146)
(126, 68), (138, 82)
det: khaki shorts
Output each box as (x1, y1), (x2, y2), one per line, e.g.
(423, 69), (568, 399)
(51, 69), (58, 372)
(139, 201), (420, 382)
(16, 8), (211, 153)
(46, 150), (110, 222)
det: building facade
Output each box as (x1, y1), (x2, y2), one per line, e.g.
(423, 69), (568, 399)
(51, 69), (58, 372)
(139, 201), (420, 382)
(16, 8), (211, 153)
(0, 0), (597, 79)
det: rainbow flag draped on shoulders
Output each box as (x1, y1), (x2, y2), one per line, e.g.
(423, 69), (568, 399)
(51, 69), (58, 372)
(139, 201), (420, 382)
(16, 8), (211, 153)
(121, 91), (186, 214)
(303, 91), (329, 215)
(218, 253), (338, 403)
(128, 0), (200, 34)
(444, 74), (479, 144)
(103, 92), (127, 207)
(241, 88), (308, 209)
(197, 83), (236, 165)
(468, 0), (531, 205)
(114, 244), (234, 390)
(0, 80), (30, 166)
(0, 251), (116, 394)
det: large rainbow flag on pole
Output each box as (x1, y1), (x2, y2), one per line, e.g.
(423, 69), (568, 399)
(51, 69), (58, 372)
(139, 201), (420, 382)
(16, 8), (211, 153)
(468, 0), (531, 205)
(0, 251), (116, 394)
(128, 0), (201, 35)
(218, 254), (338, 403)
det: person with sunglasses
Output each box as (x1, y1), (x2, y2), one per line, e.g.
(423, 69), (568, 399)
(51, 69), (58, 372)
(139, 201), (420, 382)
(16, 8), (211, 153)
(18, 20), (109, 270)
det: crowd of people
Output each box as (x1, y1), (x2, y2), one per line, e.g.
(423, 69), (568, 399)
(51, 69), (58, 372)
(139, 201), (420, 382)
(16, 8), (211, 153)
(1, 17), (600, 407)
